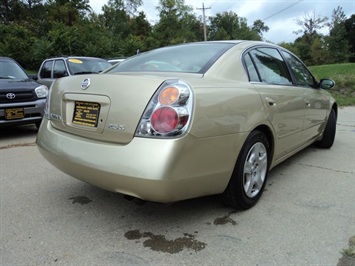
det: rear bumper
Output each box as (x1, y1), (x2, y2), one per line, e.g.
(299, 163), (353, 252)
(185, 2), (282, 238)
(37, 118), (247, 202)
(0, 99), (45, 126)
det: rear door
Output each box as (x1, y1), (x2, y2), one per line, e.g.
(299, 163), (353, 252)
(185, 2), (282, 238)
(244, 47), (307, 160)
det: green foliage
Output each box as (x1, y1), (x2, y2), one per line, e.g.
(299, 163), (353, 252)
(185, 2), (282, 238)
(0, 23), (37, 68)
(0, 0), (352, 74)
(208, 11), (261, 41)
(309, 63), (355, 106)
(153, 0), (201, 46)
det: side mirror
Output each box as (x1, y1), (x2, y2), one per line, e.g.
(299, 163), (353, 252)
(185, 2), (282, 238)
(54, 70), (68, 78)
(319, 79), (335, 90)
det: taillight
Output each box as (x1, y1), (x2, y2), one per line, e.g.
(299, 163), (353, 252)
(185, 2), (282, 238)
(135, 80), (193, 138)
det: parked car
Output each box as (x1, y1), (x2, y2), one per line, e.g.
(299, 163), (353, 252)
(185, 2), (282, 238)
(36, 56), (112, 87)
(37, 41), (337, 209)
(0, 57), (48, 128)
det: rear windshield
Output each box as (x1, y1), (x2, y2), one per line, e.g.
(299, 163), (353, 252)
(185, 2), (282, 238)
(106, 43), (235, 74)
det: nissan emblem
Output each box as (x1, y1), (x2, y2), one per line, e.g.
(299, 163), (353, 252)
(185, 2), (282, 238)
(81, 78), (90, 90)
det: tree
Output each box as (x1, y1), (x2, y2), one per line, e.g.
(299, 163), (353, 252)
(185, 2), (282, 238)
(293, 11), (328, 46)
(208, 11), (262, 41)
(344, 14), (355, 62)
(153, 0), (201, 46)
(252, 19), (269, 39)
(325, 6), (350, 63)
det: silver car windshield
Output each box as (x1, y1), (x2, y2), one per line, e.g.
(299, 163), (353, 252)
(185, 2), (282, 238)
(107, 43), (235, 74)
(66, 58), (112, 75)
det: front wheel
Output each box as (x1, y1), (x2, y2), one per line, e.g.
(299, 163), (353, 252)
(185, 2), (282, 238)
(222, 130), (270, 210)
(315, 108), (336, 149)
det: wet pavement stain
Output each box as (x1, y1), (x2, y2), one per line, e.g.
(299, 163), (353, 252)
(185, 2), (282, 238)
(68, 196), (92, 205)
(124, 230), (206, 254)
(213, 211), (237, 225)
(0, 142), (36, 150)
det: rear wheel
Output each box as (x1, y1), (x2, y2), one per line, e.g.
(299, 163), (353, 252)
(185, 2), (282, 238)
(315, 108), (336, 149)
(222, 130), (270, 210)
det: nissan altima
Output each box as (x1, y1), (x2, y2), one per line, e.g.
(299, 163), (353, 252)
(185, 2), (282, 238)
(36, 41), (337, 209)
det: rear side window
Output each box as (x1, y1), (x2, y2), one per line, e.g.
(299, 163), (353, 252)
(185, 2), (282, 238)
(246, 47), (292, 85)
(282, 51), (316, 88)
(40, 61), (53, 79)
(244, 53), (259, 82)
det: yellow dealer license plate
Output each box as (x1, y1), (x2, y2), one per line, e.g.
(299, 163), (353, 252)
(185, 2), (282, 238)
(72, 101), (100, 127)
(5, 108), (25, 120)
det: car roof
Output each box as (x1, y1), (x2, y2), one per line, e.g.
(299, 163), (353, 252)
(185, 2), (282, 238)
(43, 56), (108, 60)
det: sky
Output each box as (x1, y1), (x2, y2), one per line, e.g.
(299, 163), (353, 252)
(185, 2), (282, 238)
(89, 0), (355, 44)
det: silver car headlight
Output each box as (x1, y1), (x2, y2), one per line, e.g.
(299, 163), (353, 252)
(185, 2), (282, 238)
(35, 85), (48, 98)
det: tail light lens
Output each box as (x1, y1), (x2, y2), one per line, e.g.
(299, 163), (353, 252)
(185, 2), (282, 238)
(135, 80), (193, 138)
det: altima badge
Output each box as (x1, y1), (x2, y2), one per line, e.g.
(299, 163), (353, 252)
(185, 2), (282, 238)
(81, 78), (90, 90)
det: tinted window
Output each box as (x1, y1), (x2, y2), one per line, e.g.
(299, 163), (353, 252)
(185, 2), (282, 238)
(53, 60), (67, 78)
(282, 51), (316, 88)
(244, 53), (259, 82)
(107, 43), (235, 74)
(40, 60), (53, 79)
(249, 48), (292, 85)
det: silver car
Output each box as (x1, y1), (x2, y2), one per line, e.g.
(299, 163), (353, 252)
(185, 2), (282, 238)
(37, 41), (337, 209)
(37, 56), (112, 87)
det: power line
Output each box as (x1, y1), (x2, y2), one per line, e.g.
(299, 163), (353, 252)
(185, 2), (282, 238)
(262, 0), (303, 21)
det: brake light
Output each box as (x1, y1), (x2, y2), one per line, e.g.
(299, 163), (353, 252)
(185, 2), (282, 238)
(135, 80), (193, 138)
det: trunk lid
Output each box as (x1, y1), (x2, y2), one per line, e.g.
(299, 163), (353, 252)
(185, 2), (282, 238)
(48, 73), (166, 144)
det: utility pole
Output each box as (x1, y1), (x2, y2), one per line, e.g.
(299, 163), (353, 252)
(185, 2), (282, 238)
(197, 3), (211, 41)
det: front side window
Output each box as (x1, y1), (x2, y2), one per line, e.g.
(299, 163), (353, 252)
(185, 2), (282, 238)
(40, 60), (53, 79)
(282, 51), (316, 88)
(248, 47), (292, 85)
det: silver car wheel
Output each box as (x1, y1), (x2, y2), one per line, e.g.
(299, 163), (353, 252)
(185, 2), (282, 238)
(243, 142), (267, 198)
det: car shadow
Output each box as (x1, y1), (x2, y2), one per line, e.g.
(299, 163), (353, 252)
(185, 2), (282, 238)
(0, 124), (38, 140)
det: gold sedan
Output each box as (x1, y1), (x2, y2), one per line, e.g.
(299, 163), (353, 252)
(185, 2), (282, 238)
(36, 41), (337, 210)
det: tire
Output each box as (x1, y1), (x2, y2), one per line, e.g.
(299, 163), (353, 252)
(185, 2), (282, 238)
(35, 121), (42, 129)
(222, 130), (270, 210)
(315, 108), (336, 149)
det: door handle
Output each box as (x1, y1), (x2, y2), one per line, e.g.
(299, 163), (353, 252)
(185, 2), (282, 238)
(265, 97), (276, 107)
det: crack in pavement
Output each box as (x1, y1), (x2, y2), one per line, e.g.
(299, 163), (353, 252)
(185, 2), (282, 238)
(299, 163), (354, 174)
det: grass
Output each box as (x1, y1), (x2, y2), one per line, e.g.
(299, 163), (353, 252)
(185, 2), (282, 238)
(343, 236), (355, 257)
(309, 63), (355, 106)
